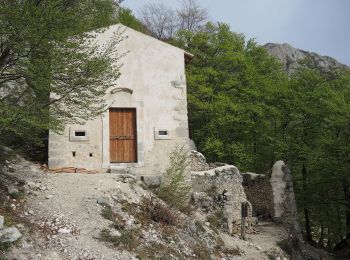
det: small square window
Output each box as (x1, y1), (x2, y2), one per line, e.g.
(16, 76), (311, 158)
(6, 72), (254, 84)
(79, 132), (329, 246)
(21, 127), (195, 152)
(69, 128), (89, 142)
(154, 128), (171, 140)
(158, 130), (168, 136)
(75, 131), (86, 137)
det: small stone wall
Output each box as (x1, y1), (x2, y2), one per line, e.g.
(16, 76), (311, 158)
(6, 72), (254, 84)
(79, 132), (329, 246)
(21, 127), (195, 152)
(189, 150), (210, 171)
(241, 172), (274, 219)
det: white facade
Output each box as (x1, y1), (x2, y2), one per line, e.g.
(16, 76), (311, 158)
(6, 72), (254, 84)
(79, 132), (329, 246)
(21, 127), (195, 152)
(48, 24), (191, 176)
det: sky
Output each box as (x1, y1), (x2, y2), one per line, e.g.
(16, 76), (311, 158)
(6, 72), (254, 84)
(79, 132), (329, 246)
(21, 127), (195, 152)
(122, 0), (350, 65)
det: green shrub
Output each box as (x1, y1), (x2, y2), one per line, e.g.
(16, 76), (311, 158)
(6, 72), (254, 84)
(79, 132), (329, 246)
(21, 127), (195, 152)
(157, 146), (191, 213)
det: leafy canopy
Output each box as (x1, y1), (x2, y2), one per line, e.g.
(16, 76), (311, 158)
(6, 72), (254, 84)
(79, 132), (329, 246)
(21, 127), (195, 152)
(0, 0), (121, 153)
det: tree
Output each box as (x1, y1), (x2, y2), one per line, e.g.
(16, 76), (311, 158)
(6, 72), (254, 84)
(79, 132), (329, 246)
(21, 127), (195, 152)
(174, 22), (350, 250)
(177, 0), (208, 32)
(139, 3), (177, 40)
(139, 0), (208, 40)
(173, 22), (287, 172)
(0, 0), (121, 156)
(117, 8), (147, 33)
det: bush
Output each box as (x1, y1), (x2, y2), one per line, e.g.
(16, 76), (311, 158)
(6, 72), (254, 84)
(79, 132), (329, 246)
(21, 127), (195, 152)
(157, 146), (191, 212)
(140, 196), (178, 226)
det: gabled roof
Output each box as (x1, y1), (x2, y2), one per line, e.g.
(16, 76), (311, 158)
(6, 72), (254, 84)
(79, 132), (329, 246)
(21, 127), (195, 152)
(115, 23), (194, 63)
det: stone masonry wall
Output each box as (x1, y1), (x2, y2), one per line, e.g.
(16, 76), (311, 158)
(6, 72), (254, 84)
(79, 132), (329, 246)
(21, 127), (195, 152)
(241, 172), (274, 219)
(191, 165), (251, 229)
(189, 150), (210, 172)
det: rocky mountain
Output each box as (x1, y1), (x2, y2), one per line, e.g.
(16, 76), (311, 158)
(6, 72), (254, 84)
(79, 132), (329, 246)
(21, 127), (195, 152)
(264, 43), (348, 74)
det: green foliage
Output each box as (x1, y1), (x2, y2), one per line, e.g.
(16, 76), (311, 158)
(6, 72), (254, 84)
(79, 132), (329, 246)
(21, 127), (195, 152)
(0, 0), (121, 156)
(0, 241), (11, 253)
(157, 146), (191, 213)
(174, 21), (350, 250)
(173, 22), (287, 173)
(117, 8), (147, 33)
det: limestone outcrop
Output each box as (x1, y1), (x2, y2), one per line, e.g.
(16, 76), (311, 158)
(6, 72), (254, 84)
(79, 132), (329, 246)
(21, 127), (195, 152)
(264, 43), (347, 74)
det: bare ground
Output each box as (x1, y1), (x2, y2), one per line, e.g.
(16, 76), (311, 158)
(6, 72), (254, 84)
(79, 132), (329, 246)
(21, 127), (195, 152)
(2, 158), (289, 260)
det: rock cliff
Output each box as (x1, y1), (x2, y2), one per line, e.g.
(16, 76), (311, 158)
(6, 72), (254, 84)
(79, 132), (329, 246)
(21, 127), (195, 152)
(264, 43), (348, 74)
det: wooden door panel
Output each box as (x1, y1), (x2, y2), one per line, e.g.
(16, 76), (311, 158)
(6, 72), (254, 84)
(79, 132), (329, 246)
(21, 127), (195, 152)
(109, 108), (137, 163)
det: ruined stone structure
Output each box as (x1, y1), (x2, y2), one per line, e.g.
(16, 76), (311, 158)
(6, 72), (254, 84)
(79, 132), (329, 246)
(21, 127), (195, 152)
(242, 172), (274, 219)
(270, 161), (301, 234)
(191, 162), (252, 234)
(189, 150), (210, 172)
(48, 24), (193, 176)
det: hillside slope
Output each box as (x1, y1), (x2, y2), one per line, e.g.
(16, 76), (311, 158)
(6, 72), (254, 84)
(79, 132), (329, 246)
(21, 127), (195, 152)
(0, 157), (288, 260)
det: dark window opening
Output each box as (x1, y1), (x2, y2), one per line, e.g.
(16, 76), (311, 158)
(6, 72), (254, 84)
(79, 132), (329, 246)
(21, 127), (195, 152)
(75, 131), (86, 137)
(89, 153), (93, 157)
(72, 151), (76, 157)
(159, 130), (168, 136)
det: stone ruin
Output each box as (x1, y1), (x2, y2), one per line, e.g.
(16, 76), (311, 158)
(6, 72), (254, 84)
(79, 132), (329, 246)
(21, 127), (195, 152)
(270, 161), (301, 234)
(241, 172), (274, 219)
(189, 150), (300, 235)
(190, 151), (253, 234)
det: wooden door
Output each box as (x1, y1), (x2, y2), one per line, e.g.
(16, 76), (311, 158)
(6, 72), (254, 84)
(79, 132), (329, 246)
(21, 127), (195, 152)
(109, 108), (137, 163)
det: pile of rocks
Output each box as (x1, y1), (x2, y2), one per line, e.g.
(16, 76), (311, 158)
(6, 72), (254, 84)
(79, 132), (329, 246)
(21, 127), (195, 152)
(0, 215), (22, 244)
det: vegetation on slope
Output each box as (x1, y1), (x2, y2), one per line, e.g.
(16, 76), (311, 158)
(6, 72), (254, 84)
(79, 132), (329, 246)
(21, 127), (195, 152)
(1, 0), (350, 255)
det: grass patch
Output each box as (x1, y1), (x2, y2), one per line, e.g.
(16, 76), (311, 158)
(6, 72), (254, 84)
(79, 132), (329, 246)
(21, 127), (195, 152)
(0, 241), (11, 253)
(194, 221), (206, 233)
(9, 191), (25, 200)
(136, 242), (183, 259)
(191, 243), (212, 260)
(100, 204), (125, 230)
(100, 228), (141, 251)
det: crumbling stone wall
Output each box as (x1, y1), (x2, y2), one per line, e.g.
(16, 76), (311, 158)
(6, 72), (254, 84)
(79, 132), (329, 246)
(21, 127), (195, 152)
(270, 161), (301, 231)
(191, 165), (252, 233)
(241, 172), (274, 219)
(189, 150), (210, 171)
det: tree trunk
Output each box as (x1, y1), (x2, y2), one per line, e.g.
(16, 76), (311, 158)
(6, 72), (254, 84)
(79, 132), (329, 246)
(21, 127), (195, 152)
(318, 224), (325, 248)
(302, 163), (313, 242)
(343, 181), (350, 240)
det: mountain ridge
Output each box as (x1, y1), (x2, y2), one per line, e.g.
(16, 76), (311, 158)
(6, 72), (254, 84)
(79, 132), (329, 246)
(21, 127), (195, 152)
(264, 42), (348, 74)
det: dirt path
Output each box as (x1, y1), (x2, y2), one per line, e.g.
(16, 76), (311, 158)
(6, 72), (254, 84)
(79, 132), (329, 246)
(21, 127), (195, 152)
(7, 172), (145, 260)
(221, 221), (288, 259)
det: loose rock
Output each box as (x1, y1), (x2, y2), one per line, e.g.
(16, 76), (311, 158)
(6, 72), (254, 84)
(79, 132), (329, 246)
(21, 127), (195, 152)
(0, 227), (22, 243)
(0, 215), (4, 229)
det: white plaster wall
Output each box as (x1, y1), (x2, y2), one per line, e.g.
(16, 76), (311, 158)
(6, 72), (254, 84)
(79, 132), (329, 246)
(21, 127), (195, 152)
(48, 24), (190, 175)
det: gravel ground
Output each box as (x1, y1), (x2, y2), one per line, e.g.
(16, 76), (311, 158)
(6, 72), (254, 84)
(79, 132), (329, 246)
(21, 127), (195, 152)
(2, 157), (290, 260)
